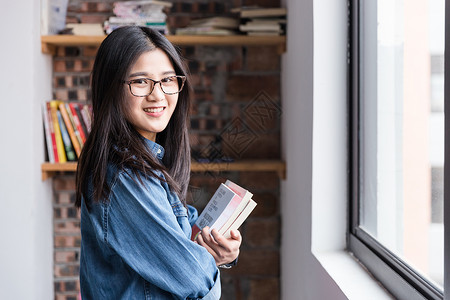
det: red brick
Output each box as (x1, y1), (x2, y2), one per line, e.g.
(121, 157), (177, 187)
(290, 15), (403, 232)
(54, 60), (66, 72)
(226, 75), (280, 102)
(54, 221), (81, 234)
(66, 16), (80, 24)
(224, 133), (280, 159)
(77, 89), (88, 101)
(54, 264), (79, 277)
(55, 192), (75, 205)
(239, 171), (279, 190)
(167, 15), (191, 29)
(80, 14), (108, 24)
(53, 176), (76, 191)
(54, 90), (69, 101)
(55, 250), (79, 263)
(249, 278), (280, 300)
(82, 46), (99, 57)
(56, 47), (66, 57)
(246, 46), (280, 71)
(248, 192), (279, 217)
(54, 235), (81, 248)
(245, 219), (280, 247)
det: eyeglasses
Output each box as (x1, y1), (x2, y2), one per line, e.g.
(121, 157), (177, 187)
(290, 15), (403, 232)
(124, 75), (186, 97)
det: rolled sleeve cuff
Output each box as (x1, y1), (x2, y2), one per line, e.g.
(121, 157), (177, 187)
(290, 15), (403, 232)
(201, 270), (221, 300)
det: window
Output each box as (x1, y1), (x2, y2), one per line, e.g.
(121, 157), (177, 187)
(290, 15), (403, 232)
(349, 0), (446, 298)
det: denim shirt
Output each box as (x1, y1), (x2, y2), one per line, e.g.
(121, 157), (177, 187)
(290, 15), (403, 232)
(79, 139), (221, 299)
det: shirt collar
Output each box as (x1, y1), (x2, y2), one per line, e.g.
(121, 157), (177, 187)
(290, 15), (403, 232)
(143, 138), (165, 160)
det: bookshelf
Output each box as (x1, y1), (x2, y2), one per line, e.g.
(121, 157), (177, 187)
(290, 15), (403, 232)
(41, 34), (287, 182)
(41, 35), (287, 55)
(41, 160), (287, 181)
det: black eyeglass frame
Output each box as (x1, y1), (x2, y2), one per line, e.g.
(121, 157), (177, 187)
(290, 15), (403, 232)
(123, 75), (187, 97)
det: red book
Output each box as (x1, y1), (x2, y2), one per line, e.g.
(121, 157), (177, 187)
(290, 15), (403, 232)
(191, 181), (256, 240)
(68, 102), (86, 144)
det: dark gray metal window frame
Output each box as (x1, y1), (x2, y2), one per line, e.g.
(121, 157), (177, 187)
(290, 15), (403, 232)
(348, 0), (448, 299)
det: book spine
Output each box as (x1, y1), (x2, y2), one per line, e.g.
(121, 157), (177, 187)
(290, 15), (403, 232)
(49, 101), (67, 163)
(42, 102), (55, 163)
(65, 103), (83, 148)
(46, 102), (59, 163)
(210, 194), (242, 232)
(79, 103), (92, 134)
(191, 225), (202, 241)
(59, 102), (82, 158)
(223, 199), (257, 238)
(68, 103), (86, 144)
(57, 110), (77, 161)
(74, 104), (89, 139)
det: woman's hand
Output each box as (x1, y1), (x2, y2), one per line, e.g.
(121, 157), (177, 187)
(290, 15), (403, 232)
(195, 226), (242, 266)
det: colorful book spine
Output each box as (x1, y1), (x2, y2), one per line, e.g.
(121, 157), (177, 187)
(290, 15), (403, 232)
(46, 102), (59, 163)
(68, 103), (87, 144)
(42, 102), (55, 163)
(59, 102), (82, 158)
(65, 103), (84, 148)
(80, 103), (92, 133)
(74, 103), (89, 138)
(49, 101), (67, 163)
(57, 110), (77, 161)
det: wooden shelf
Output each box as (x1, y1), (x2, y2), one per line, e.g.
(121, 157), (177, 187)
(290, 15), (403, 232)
(41, 160), (286, 181)
(41, 34), (287, 55)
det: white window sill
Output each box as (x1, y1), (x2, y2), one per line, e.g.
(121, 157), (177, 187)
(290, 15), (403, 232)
(314, 250), (393, 300)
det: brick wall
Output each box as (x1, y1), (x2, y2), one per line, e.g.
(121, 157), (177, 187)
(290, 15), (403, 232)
(52, 1), (281, 299)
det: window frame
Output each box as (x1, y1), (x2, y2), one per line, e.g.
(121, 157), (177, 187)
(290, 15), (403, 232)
(348, 0), (448, 299)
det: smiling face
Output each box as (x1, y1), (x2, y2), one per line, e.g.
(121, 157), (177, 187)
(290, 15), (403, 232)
(124, 48), (179, 142)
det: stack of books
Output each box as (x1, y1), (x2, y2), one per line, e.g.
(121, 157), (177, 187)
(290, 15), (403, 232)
(233, 7), (287, 36)
(43, 100), (92, 163)
(104, 0), (172, 34)
(191, 180), (257, 240)
(175, 17), (239, 36)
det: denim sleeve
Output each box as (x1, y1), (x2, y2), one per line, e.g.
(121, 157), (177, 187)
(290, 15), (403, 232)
(105, 171), (220, 299)
(187, 204), (199, 227)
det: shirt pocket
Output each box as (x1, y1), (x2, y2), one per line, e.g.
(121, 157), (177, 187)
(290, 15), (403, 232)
(171, 201), (188, 218)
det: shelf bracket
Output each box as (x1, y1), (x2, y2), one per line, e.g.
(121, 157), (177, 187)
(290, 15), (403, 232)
(41, 42), (56, 55)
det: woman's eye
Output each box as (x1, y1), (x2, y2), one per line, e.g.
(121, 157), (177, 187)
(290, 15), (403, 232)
(133, 79), (147, 85)
(162, 77), (174, 83)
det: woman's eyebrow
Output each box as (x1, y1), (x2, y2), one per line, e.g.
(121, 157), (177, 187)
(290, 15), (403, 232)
(129, 70), (176, 78)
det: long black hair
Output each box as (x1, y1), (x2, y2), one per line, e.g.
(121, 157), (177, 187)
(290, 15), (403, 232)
(75, 26), (191, 208)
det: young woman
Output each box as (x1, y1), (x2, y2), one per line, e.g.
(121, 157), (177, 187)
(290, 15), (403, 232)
(75, 26), (241, 299)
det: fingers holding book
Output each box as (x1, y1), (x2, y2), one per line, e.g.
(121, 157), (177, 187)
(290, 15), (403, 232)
(196, 226), (241, 267)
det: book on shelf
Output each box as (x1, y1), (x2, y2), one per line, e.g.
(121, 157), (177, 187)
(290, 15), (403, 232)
(57, 110), (77, 161)
(232, 6), (286, 36)
(42, 102), (56, 163)
(65, 102), (83, 148)
(63, 23), (105, 35)
(176, 17), (239, 36)
(42, 100), (93, 163)
(191, 180), (257, 240)
(233, 6), (287, 18)
(49, 101), (67, 163)
(105, 0), (172, 34)
(68, 102), (87, 145)
(58, 102), (82, 158)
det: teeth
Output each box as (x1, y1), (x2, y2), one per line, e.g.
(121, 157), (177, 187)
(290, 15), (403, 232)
(144, 107), (164, 113)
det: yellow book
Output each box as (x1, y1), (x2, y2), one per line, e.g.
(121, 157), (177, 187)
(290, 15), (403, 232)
(49, 100), (67, 163)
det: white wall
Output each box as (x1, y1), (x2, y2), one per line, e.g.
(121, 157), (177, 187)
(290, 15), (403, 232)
(0, 1), (53, 299)
(281, 0), (392, 299)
